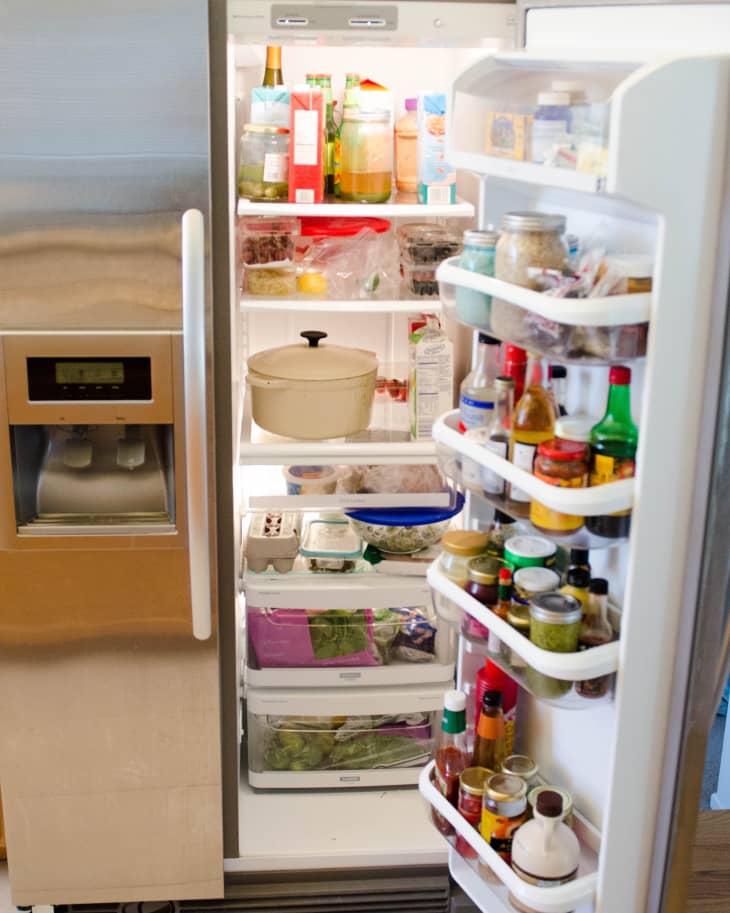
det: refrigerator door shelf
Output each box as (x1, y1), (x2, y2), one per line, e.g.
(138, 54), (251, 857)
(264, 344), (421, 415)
(437, 258), (651, 365)
(420, 761), (600, 913)
(433, 410), (635, 517)
(436, 443), (630, 550)
(237, 194), (475, 219)
(428, 562), (620, 683)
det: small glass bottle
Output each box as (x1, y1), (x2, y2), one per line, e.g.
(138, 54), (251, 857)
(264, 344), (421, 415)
(432, 689), (468, 836)
(509, 355), (555, 510)
(394, 97), (418, 193)
(576, 578), (614, 699)
(481, 376), (515, 498)
(459, 334), (502, 433)
(547, 364), (568, 417)
(560, 566), (591, 612)
(486, 510), (519, 559)
(471, 689), (506, 772)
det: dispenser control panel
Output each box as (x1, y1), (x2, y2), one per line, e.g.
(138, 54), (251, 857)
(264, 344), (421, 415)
(27, 357), (152, 401)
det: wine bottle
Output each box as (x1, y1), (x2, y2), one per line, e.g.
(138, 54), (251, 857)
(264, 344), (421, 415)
(262, 46), (284, 87)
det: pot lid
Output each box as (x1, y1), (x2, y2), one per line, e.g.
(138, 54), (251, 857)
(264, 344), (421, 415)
(248, 331), (377, 381)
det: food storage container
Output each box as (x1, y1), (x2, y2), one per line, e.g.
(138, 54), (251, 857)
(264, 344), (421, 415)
(346, 492), (465, 555)
(244, 511), (301, 573)
(398, 223), (462, 298)
(455, 229), (499, 326)
(239, 216), (299, 297)
(238, 124), (290, 201)
(296, 217), (399, 300)
(300, 518), (363, 572)
(247, 331), (378, 440)
(340, 109), (393, 203)
(247, 684), (442, 788)
(283, 465), (339, 495)
(504, 535), (557, 570)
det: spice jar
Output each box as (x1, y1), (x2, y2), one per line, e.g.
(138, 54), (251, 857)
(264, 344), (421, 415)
(529, 438), (589, 535)
(456, 767), (491, 859)
(462, 555), (502, 640)
(493, 212), (568, 344)
(456, 229), (499, 327)
(238, 124), (290, 201)
(340, 110), (393, 203)
(481, 773), (528, 866)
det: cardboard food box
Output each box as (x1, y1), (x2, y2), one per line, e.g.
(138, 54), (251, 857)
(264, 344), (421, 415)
(417, 92), (456, 205)
(408, 318), (453, 440)
(288, 86), (324, 203)
(485, 112), (532, 160)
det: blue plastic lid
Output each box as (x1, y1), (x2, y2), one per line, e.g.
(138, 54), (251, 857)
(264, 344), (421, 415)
(346, 491), (465, 527)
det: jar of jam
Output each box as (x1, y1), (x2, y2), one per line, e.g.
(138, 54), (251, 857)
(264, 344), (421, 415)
(463, 556), (502, 640)
(481, 772), (527, 866)
(456, 766), (491, 859)
(501, 754), (539, 789)
(501, 602), (531, 670)
(437, 530), (489, 625)
(530, 438), (589, 535)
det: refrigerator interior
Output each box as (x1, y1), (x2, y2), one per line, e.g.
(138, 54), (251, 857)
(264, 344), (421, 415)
(225, 7), (730, 913)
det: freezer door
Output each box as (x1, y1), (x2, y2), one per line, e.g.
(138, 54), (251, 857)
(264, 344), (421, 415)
(0, 0), (224, 904)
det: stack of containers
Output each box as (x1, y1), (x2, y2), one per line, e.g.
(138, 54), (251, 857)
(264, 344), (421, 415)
(397, 222), (462, 300)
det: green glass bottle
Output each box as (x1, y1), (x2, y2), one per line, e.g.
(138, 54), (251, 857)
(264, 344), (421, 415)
(585, 365), (639, 538)
(334, 73), (360, 197)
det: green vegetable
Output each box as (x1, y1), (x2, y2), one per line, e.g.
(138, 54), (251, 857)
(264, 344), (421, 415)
(371, 608), (401, 663)
(308, 609), (372, 660)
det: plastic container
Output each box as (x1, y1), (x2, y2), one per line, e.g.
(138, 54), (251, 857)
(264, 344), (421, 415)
(531, 91), (570, 165)
(340, 109), (393, 203)
(283, 465), (339, 495)
(239, 216), (300, 297)
(346, 492), (465, 555)
(296, 216), (400, 300)
(247, 687), (439, 788)
(238, 124), (290, 201)
(503, 535), (557, 570)
(398, 223), (462, 298)
(395, 98), (418, 193)
(300, 518), (363, 572)
(455, 229), (499, 326)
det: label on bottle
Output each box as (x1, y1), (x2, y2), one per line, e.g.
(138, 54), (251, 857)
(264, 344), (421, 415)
(482, 438), (508, 494)
(509, 442), (537, 503)
(459, 394), (494, 432)
(263, 152), (288, 183)
(590, 452), (635, 517)
(480, 809), (525, 864)
(476, 714), (504, 740)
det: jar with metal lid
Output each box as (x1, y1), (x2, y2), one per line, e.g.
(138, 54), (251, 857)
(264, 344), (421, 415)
(436, 530), (489, 625)
(462, 555), (502, 640)
(481, 773), (528, 866)
(527, 593), (582, 698)
(493, 212), (569, 344)
(238, 124), (290, 201)
(512, 566), (561, 606)
(502, 754), (540, 789)
(456, 767), (491, 860)
(340, 109), (393, 203)
(501, 601), (531, 671)
(456, 229), (499, 327)
(530, 438), (589, 535)
(504, 535), (557, 571)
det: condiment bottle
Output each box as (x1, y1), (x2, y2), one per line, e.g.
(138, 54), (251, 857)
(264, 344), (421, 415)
(567, 546), (591, 579)
(529, 438), (589, 535)
(481, 773), (528, 867)
(459, 334), (502, 433)
(508, 354), (555, 511)
(559, 566), (591, 612)
(471, 689), (506, 772)
(456, 767), (491, 859)
(576, 577), (614, 699)
(432, 689), (468, 836)
(474, 660), (518, 756)
(394, 97), (418, 193)
(486, 510), (519, 559)
(439, 530), (490, 588)
(585, 366), (638, 538)
(547, 365), (568, 417)
(462, 556), (501, 642)
(486, 566), (514, 655)
(527, 593), (582, 699)
(510, 790), (580, 912)
(502, 344), (527, 404)
(481, 376), (515, 497)
(502, 754), (539, 790)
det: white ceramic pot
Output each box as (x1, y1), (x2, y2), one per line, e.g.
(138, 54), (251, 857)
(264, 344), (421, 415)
(247, 331), (378, 440)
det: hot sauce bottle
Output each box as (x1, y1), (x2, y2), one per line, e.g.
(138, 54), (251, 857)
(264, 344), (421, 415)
(432, 689), (468, 835)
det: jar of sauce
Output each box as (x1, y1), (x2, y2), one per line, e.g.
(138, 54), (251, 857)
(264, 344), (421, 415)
(463, 556), (502, 640)
(481, 773), (528, 866)
(437, 530), (489, 626)
(530, 438), (589, 535)
(456, 766), (491, 859)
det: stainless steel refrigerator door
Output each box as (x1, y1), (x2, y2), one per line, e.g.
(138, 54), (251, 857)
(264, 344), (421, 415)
(0, 0), (224, 904)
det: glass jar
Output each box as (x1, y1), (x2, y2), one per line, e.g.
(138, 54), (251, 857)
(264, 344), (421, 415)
(481, 773), (527, 866)
(529, 592), (582, 653)
(462, 555), (502, 641)
(502, 754), (540, 790)
(340, 110), (393, 203)
(530, 438), (589, 535)
(492, 212), (568, 343)
(501, 601), (531, 671)
(437, 530), (489, 625)
(455, 229), (499, 327)
(238, 124), (290, 201)
(456, 766), (491, 859)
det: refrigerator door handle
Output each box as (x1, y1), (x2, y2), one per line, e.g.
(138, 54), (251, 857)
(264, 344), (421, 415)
(182, 208), (212, 641)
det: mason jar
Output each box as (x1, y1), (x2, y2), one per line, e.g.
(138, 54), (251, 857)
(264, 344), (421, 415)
(238, 124), (290, 201)
(340, 110), (393, 203)
(455, 229), (499, 327)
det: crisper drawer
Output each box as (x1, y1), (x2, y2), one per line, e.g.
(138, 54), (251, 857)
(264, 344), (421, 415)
(244, 574), (456, 687)
(246, 684), (444, 789)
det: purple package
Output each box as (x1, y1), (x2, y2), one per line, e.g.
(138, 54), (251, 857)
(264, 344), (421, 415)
(247, 607), (380, 668)
(376, 720), (432, 741)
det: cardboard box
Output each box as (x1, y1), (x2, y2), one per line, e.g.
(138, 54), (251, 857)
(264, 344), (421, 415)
(408, 319), (453, 440)
(288, 86), (324, 204)
(485, 112), (532, 160)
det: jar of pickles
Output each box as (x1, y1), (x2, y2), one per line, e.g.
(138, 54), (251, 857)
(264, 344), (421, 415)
(340, 110), (393, 203)
(238, 124), (290, 201)
(530, 439), (589, 535)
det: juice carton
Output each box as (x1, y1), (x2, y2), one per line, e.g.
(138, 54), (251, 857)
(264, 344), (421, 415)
(417, 91), (456, 205)
(289, 86), (324, 203)
(408, 316), (454, 440)
(251, 86), (290, 128)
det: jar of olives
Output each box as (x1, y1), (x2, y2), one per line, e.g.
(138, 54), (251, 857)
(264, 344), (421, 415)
(238, 124), (290, 201)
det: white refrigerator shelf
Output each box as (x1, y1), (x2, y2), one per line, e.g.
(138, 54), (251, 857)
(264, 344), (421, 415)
(240, 297), (443, 314)
(427, 561), (620, 682)
(436, 258), (652, 328)
(419, 761), (600, 913)
(433, 410), (635, 516)
(237, 193), (475, 219)
(447, 149), (605, 194)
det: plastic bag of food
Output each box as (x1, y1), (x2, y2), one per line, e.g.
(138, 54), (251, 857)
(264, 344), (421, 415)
(391, 607), (437, 662)
(337, 464), (445, 494)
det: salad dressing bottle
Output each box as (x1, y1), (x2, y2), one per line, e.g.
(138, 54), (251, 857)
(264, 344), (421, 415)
(508, 354), (555, 510)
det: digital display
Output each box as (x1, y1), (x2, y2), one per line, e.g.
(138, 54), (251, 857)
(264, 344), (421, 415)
(55, 361), (125, 385)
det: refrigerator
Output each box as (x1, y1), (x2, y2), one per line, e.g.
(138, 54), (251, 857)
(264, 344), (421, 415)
(1, 2), (730, 913)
